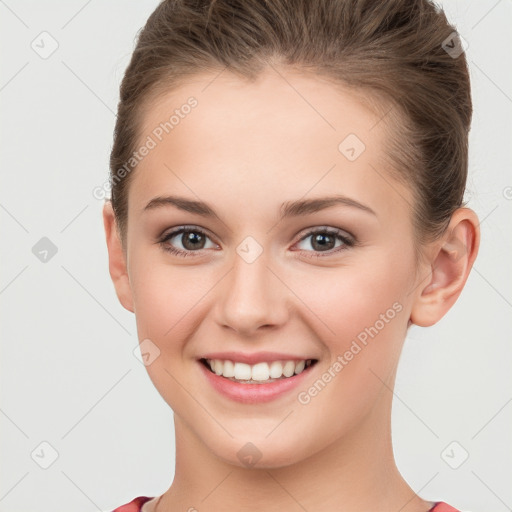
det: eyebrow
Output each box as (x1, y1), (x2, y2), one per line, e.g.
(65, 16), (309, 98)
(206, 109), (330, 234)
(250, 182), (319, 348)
(143, 194), (377, 218)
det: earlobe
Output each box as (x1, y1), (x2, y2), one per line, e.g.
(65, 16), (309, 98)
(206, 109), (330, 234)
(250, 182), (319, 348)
(102, 201), (134, 313)
(410, 208), (480, 327)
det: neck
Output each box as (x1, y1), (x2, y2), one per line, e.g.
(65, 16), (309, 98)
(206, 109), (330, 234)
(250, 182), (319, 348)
(155, 390), (434, 512)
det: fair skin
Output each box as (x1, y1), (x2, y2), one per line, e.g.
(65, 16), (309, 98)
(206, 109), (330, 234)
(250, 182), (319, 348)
(103, 67), (479, 512)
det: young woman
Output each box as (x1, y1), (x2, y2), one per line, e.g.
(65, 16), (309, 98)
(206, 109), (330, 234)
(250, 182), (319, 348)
(103, 0), (479, 510)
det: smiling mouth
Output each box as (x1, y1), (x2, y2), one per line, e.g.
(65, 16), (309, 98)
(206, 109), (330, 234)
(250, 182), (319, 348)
(199, 358), (318, 384)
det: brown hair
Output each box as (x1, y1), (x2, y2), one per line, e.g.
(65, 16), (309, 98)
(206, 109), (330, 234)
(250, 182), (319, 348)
(109, 0), (472, 258)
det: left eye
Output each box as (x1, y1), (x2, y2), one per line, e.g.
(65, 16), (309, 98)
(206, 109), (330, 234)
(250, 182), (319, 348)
(294, 228), (355, 257)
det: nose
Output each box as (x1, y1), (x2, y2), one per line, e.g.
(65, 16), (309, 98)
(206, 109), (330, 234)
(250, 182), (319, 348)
(215, 251), (289, 337)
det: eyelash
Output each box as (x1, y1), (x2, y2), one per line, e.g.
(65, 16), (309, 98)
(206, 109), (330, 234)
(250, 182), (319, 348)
(157, 225), (356, 259)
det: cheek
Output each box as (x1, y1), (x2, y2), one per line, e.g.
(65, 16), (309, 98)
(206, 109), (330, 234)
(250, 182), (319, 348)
(287, 268), (408, 438)
(127, 257), (208, 405)
(296, 260), (409, 346)
(289, 258), (411, 417)
(128, 249), (199, 343)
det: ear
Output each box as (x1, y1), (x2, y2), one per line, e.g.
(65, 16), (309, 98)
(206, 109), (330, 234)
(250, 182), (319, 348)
(102, 201), (134, 313)
(410, 207), (480, 327)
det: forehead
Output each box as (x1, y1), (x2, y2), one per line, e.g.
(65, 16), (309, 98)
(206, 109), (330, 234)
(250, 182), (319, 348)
(140, 68), (384, 146)
(129, 68), (412, 223)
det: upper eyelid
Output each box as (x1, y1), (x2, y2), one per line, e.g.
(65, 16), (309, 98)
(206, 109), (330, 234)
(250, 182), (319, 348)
(299, 226), (353, 239)
(160, 225), (218, 243)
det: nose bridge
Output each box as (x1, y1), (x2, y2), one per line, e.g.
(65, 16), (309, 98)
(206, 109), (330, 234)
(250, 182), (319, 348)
(216, 244), (287, 334)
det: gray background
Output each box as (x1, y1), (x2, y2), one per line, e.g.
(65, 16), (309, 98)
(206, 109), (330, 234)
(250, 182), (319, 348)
(1, 1), (511, 511)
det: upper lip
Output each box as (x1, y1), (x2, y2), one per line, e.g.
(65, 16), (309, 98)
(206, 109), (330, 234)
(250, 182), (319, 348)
(199, 351), (318, 365)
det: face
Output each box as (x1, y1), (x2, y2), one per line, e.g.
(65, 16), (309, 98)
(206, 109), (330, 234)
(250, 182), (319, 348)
(120, 68), (422, 468)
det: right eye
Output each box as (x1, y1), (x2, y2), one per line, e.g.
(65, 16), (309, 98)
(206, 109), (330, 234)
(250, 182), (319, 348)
(158, 226), (218, 257)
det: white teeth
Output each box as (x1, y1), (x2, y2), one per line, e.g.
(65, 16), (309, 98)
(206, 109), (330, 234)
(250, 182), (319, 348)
(233, 362), (252, 380)
(213, 359), (223, 375)
(251, 362), (270, 381)
(294, 360), (305, 374)
(269, 361), (283, 379)
(282, 361), (296, 377)
(205, 358), (313, 382)
(222, 359), (235, 378)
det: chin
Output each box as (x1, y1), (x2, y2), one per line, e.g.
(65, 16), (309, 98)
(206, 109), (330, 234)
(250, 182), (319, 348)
(207, 434), (314, 470)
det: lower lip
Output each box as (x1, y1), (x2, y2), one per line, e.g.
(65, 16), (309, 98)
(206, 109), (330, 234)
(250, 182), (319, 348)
(198, 360), (316, 404)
